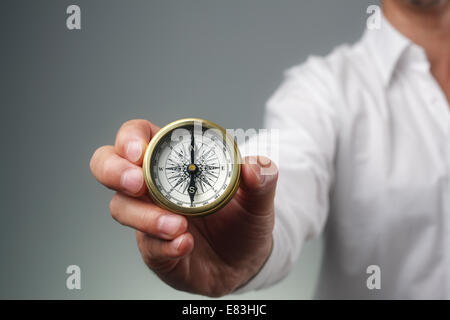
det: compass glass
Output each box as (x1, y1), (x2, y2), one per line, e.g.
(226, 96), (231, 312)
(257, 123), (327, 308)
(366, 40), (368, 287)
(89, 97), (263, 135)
(143, 119), (240, 215)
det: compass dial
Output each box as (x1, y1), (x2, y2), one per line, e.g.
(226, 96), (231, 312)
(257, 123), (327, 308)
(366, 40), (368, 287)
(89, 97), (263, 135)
(143, 118), (241, 216)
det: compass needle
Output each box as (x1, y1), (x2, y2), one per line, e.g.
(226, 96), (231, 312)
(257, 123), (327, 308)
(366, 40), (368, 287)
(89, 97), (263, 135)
(142, 118), (241, 216)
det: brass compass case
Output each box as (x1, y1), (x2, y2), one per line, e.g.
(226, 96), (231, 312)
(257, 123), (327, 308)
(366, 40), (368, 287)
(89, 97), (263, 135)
(142, 118), (241, 216)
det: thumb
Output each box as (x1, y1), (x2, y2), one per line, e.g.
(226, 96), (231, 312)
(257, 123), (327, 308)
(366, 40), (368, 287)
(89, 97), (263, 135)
(236, 156), (278, 215)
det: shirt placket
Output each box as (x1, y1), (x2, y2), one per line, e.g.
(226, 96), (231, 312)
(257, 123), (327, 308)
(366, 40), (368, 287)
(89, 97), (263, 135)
(422, 68), (450, 297)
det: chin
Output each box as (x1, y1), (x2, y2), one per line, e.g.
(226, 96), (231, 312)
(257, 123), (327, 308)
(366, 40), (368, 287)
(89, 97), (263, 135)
(405, 0), (448, 8)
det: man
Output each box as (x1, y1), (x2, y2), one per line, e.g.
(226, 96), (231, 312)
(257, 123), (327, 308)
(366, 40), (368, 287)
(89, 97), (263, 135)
(90, 0), (450, 299)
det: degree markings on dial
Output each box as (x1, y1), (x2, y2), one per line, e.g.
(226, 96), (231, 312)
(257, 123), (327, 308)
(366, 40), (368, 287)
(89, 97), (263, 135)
(152, 129), (234, 208)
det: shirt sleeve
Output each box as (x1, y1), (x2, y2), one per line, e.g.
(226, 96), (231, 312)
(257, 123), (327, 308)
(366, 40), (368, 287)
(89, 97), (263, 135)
(233, 57), (339, 294)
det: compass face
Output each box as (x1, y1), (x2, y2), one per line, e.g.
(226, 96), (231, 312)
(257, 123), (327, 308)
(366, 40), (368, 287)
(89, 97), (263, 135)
(143, 119), (241, 216)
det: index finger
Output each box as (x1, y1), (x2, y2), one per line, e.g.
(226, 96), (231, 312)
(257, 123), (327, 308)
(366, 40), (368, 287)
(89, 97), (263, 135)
(114, 119), (160, 165)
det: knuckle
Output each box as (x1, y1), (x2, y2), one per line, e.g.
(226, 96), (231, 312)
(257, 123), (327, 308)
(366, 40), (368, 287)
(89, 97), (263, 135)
(146, 249), (173, 271)
(101, 155), (118, 181)
(119, 119), (137, 130)
(116, 119), (152, 151)
(136, 231), (145, 246)
(142, 237), (161, 262)
(120, 119), (150, 131)
(139, 209), (158, 234)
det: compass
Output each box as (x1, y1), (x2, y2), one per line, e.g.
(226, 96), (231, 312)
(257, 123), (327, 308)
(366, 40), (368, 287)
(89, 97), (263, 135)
(142, 118), (241, 216)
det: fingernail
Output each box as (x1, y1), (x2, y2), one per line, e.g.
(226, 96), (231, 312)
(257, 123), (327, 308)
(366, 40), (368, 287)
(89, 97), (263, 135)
(126, 141), (142, 163)
(120, 168), (143, 193)
(158, 215), (183, 236)
(257, 156), (271, 168)
(250, 163), (265, 185)
(173, 234), (185, 251)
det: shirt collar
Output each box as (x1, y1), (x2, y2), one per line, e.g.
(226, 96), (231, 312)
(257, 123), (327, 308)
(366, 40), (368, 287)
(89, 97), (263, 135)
(363, 14), (430, 87)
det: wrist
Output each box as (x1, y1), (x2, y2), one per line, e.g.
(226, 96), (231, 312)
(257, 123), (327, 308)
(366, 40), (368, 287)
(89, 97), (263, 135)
(234, 234), (274, 292)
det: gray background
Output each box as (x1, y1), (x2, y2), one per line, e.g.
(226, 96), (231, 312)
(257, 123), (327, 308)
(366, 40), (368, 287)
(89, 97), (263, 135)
(1, 0), (374, 299)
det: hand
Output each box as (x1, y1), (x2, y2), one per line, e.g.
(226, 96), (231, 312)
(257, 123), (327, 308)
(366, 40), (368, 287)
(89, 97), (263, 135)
(90, 119), (278, 297)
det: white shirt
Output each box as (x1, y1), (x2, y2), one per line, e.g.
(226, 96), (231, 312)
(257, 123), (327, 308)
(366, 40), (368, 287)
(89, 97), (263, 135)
(236, 17), (450, 299)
